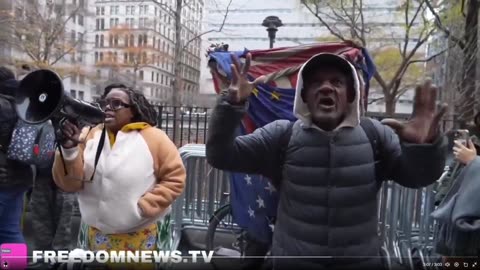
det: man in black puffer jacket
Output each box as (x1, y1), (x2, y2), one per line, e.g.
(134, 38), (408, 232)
(206, 53), (448, 270)
(0, 67), (34, 244)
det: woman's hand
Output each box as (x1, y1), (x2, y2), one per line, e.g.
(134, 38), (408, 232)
(453, 139), (477, 165)
(60, 120), (82, 149)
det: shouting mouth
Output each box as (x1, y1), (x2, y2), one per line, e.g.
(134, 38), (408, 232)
(105, 112), (115, 122)
(317, 97), (336, 110)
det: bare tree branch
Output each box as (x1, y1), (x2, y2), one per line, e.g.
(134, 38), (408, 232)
(424, 0), (466, 49)
(182, 0), (230, 51)
(301, 0), (347, 42)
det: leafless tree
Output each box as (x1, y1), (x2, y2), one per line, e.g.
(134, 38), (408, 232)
(158, 0), (232, 144)
(301, 0), (448, 115)
(0, 0), (89, 77)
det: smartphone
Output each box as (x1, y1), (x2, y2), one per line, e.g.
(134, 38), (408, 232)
(454, 129), (469, 146)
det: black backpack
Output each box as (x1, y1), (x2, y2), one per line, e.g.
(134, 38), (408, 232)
(0, 94), (18, 155)
(275, 117), (383, 185)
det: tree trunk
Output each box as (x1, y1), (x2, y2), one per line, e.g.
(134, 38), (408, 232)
(171, 0), (183, 146)
(458, 0), (479, 128)
(384, 93), (396, 116)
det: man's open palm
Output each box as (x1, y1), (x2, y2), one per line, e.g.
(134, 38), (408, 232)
(381, 80), (448, 144)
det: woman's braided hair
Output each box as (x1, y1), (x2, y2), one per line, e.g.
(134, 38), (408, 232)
(102, 83), (157, 126)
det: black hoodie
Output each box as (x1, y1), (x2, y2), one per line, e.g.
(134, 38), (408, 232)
(0, 79), (34, 189)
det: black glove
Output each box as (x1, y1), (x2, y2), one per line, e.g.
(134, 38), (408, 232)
(0, 165), (9, 183)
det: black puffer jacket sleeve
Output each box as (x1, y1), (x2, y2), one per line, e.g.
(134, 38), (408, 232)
(372, 118), (448, 188)
(206, 96), (290, 183)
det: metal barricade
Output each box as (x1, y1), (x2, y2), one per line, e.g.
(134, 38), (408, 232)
(377, 179), (441, 269)
(171, 144), (233, 249)
(173, 144), (443, 269)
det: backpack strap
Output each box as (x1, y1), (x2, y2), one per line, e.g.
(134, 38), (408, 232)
(273, 121), (294, 187)
(359, 117), (383, 181)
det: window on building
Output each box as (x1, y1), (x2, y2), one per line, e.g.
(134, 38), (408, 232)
(142, 52), (147, 64)
(156, 73), (159, 83)
(124, 53), (128, 64)
(100, 35), (104, 47)
(129, 52), (134, 63)
(70, 90), (77, 98)
(78, 91), (84, 100)
(101, 7), (105, 15)
(79, 75), (85, 85)
(114, 52), (118, 63)
(129, 34), (134, 46)
(96, 19), (104, 30)
(99, 52), (104, 62)
(139, 70), (144, 81)
(151, 72), (154, 82)
(78, 15), (84, 26)
(95, 52), (98, 63)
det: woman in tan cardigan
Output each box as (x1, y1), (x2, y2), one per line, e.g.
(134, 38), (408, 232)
(52, 84), (186, 255)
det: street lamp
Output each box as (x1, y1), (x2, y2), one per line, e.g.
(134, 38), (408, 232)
(262, 16), (283, 49)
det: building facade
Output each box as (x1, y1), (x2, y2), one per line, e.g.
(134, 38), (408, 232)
(91, 0), (204, 106)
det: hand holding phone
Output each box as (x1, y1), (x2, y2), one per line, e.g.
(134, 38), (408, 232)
(453, 129), (469, 146)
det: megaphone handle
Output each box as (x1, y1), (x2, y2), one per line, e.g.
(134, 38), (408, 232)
(53, 117), (70, 145)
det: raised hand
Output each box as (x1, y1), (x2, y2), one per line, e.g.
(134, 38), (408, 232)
(227, 53), (265, 103)
(381, 80), (448, 144)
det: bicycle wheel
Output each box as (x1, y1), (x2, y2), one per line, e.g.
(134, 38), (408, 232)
(205, 204), (246, 255)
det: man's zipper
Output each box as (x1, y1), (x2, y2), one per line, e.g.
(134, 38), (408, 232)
(326, 132), (335, 257)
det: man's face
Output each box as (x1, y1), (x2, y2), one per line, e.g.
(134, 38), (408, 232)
(302, 67), (353, 130)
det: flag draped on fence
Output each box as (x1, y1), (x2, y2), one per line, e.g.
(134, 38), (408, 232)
(208, 41), (376, 243)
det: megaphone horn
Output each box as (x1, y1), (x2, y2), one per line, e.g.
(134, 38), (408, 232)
(15, 69), (105, 126)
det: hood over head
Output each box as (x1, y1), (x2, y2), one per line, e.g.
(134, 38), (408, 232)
(293, 53), (361, 131)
